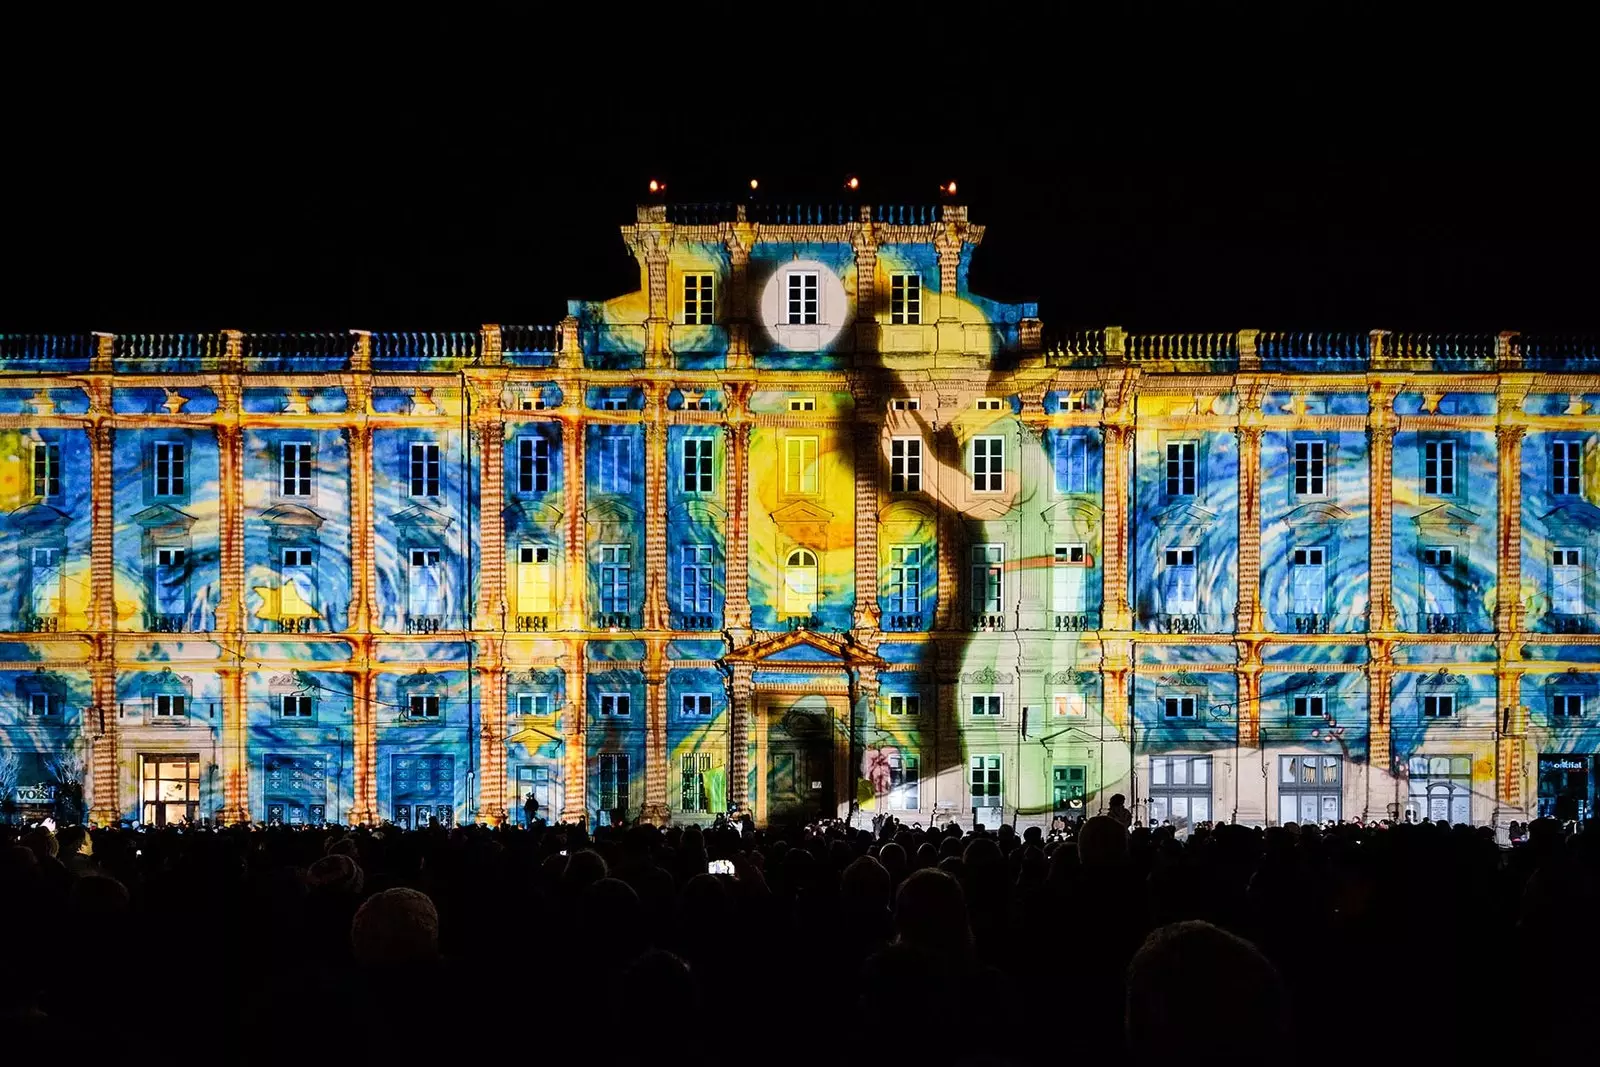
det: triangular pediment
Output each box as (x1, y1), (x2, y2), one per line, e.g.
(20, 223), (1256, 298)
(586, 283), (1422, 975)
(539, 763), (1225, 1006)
(131, 503), (197, 531)
(1153, 501), (1218, 528)
(771, 500), (834, 524)
(7, 503), (70, 532)
(1543, 501), (1600, 535)
(966, 497), (1013, 521)
(504, 499), (563, 529)
(259, 503), (325, 529)
(392, 503), (452, 530)
(722, 629), (886, 668)
(1413, 502), (1481, 532)
(586, 498), (638, 525)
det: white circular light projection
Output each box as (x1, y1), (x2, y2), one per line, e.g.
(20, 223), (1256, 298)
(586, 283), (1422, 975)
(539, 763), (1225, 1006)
(759, 260), (849, 350)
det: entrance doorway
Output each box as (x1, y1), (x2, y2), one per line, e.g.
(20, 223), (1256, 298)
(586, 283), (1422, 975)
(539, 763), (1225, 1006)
(1053, 765), (1087, 821)
(764, 698), (836, 826)
(140, 753), (200, 826)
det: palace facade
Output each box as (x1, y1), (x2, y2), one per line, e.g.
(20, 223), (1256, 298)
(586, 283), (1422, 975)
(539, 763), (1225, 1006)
(1, 201), (1596, 833)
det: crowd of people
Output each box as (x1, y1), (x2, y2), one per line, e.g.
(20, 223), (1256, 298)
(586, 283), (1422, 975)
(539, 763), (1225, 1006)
(1, 810), (1594, 1066)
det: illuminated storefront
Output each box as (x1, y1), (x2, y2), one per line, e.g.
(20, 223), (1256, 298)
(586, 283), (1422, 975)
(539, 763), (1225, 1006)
(1, 199), (1596, 833)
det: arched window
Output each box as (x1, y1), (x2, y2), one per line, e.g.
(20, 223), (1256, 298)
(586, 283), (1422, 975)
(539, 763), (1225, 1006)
(783, 548), (818, 614)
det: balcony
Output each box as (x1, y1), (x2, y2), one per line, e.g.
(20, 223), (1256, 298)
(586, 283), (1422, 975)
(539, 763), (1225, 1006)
(515, 614), (553, 633)
(673, 614), (718, 632)
(1151, 613), (1203, 634)
(17, 614), (61, 633)
(970, 614), (1007, 632)
(883, 613), (925, 632)
(146, 613), (189, 633)
(271, 617), (323, 634)
(405, 616), (445, 634)
(596, 613), (637, 630)
(1290, 613), (1331, 635)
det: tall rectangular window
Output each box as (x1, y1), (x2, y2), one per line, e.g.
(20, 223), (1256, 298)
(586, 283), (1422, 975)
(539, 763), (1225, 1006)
(890, 438), (922, 492)
(1163, 695), (1197, 719)
(154, 442), (186, 497)
(597, 435), (633, 494)
(681, 753), (711, 813)
(1293, 440), (1326, 496)
(1553, 693), (1584, 718)
(408, 549), (442, 620)
(886, 546), (921, 613)
(1165, 441), (1196, 497)
(971, 694), (1002, 717)
(154, 548), (187, 616)
(1149, 756), (1212, 828)
(1552, 547), (1584, 614)
(682, 438), (714, 493)
(970, 755), (1002, 810)
(1422, 440), (1456, 496)
(599, 693), (630, 717)
(31, 546), (62, 618)
(281, 442), (314, 497)
(1055, 435), (1087, 494)
(599, 545), (631, 616)
(281, 547), (316, 621)
(889, 752), (920, 809)
(1163, 548), (1198, 614)
(518, 437), (551, 495)
(517, 546), (552, 614)
(33, 443), (60, 499)
(971, 436), (1005, 492)
(598, 753), (630, 814)
(971, 545), (1003, 614)
(1551, 440), (1582, 496)
(409, 442), (440, 497)
(888, 694), (921, 717)
(1293, 693), (1326, 718)
(784, 437), (818, 494)
(680, 545), (713, 615)
(1422, 547), (1457, 615)
(1423, 694), (1455, 719)
(1052, 544), (1087, 613)
(1291, 547), (1326, 615)
(786, 271), (818, 324)
(890, 273), (921, 324)
(683, 273), (714, 324)
(681, 694), (712, 718)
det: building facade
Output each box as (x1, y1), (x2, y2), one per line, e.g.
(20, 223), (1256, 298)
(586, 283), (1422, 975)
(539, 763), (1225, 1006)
(0, 201), (1596, 833)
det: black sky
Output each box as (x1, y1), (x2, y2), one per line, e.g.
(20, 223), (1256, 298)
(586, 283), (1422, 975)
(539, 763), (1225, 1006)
(4, 6), (1594, 335)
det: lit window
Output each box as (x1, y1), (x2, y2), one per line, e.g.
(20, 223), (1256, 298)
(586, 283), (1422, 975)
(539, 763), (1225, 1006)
(1053, 693), (1087, 718)
(30, 546), (62, 618)
(408, 549), (443, 620)
(890, 437), (922, 492)
(1165, 441), (1196, 497)
(683, 438), (714, 493)
(1422, 440), (1456, 496)
(683, 273), (715, 324)
(786, 272), (819, 324)
(888, 752), (920, 809)
(784, 437), (818, 494)
(1052, 544), (1087, 613)
(1293, 693), (1325, 718)
(970, 545), (1003, 614)
(1423, 694), (1455, 719)
(409, 442), (440, 497)
(1163, 548), (1198, 614)
(886, 546), (921, 613)
(681, 694), (713, 718)
(783, 548), (818, 614)
(517, 545), (553, 614)
(1422, 547), (1457, 615)
(1291, 547), (1326, 615)
(1163, 696), (1197, 719)
(33, 443), (60, 499)
(154, 442), (186, 497)
(281, 694), (313, 718)
(1552, 441), (1583, 496)
(281, 442), (314, 497)
(1553, 547), (1584, 614)
(788, 397), (816, 412)
(970, 755), (1002, 809)
(888, 694), (921, 717)
(1293, 440), (1326, 496)
(971, 436), (1004, 492)
(681, 753), (711, 812)
(518, 437), (551, 495)
(890, 273), (921, 324)
(971, 694), (1001, 717)
(599, 693), (630, 717)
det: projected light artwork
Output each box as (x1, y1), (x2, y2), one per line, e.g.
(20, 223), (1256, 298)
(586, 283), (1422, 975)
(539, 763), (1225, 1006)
(0, 200), (1596, 833)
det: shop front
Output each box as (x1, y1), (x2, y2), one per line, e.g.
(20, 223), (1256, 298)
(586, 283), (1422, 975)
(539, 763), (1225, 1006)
(1537, 754), (1593, 824)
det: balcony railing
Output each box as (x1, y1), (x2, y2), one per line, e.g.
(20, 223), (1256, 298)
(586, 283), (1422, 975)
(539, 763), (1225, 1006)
(596, 613), (637, 630)
(1423, 613), (1463, 634)
(970, 613), (1007, 632)
(16, 614), (61, 633)
(1053, 613), (1096, 632)
(1547, 613), (1598, 634)
(1151, 613), (1204, 634)
(883, 613), (925, 632)
(673, 613), (718, 632)
(405, 615), (445, 634)
(145, 613), (189, 633)
(515, 614), (553, 633)
(1290, 613), (1331, 634)
(271, 617), (323, 634)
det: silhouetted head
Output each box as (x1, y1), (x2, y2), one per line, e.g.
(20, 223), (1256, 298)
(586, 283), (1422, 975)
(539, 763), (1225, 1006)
(893, 868), (972, 961)
(841, 855), (891, 910)
(57, 825), (90, 856)
(350, 888), (440, 967)
(1078, 815), (1129, 868)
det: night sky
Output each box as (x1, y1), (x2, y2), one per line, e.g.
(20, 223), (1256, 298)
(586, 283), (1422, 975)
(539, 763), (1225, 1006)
(5, 6), (1591, 335)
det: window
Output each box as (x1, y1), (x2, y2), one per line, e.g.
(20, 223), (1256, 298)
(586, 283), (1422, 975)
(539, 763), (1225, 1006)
(515, 693), (551, 717)
(154, 548), (187, 616)
(971, 694), (1001, 718)
(1552, 693), (1584, 718)
(598, 753), (630, 814)
(1423, 694), (1456, 719)
(888, 694), (921, 717)
(1279, 756), (1342, 825)
(1553, 548), (1584, 615)
(281, 694), (312, 719)
(518, 437), (551, 495)
(889, 752), (920, 809)
(154, 442), (186, 497)
(975, 398), (1002, 412)
(683, 273), (714, 324)
(408, 549), (443, 620)
(28, 693), (60, 717)
(682, 438), (714, 493)
(1405, 755), (1472, 825)
(1163, 548), (1198, 614)
(1053, 693), (1088, 718)
(681, 693), (713, 718)
(515, 765), (550, 824)
(1422, 547), (1457, 615)
(1422, 440), (1456, 496)
(599, 545), (631, 617)
(1293, 440), (1327, 496)
(890, 273), (921, 324)
(1055, 435), (1087, 493)
(141, 754), (200, 826)
(970, 755), (1002, 811)
(1165, 441), (1196, 497)
(154, 694), (187, 719)
(683, 396), (714, 411)
(680, 545), (714, 615)
(890, 437), (922, 492)
(970, 545), (1003, 614)
(521, 396), (546, 411)
(886, 546), (921, 614)
(681, 753), (711, 812)
(1293, 693), (1326, 718)
(517, 546), (553, 615)
(1551, 441), (1582, 497)
(784, 437), (818, 494)
(599, 693), (630, 718)
(788, 397), (816, 412)
(280, 548), (316, 623)
(599, 397), (628, 411)
(1052, 544), (1087, 613)
(281, 442), (314, 497)
(1291, 547), (1326, 616)
(971, 436), (1004, 491)
(890, 398), (920, 411)
(408, 695), (440, 719)
(786, 271), (818, 324)
(783, 548), (818, 614)
(1148, 756), (1212, 829)
(31, 546), (62, 618)
(596, 434), (633, 493)
(33, 443), (60, 499)
(1163, 695), (1197, 719)
(409, 442), (440, 497)
(1054, 765), (1088, 815)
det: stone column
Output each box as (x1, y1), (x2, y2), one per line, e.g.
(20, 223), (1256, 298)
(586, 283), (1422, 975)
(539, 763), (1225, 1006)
(87, 410), (119, 824)
(1495, 425), (1526, 634)
(627, 221), (673, 370)
(644, 395), (668, 631)
(1235, 425), (1264, 634)
(1367, 378), (1401, 633)
(561, 638), (588, 824)
(476, 417), (506, 631)
(852, 395), (882, 631)
(350, 665), (377, 825)
(934, 664), (962, 820)
(852, 220), (879, 355)
(1365, 640), (1394, 819)
(641, 640), (669, 824)
(1100, 424), (1134, 631)
(346, 371), (376, 634)
(724, 421), (753, 632)
(724, 221), (755, 371)
(1235, 640), (1262, 748)
(728, 661), (753, 812)
(219, 666), (249, 823)
(561, 413), (587, 630)
(88, 651), (118, 826)
(1495, 659), (1527, 823)
(477, 649), (506, 824)
(934, 393), (962, 631)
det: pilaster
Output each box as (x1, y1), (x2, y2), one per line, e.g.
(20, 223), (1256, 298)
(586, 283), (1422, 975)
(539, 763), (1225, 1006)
(560, 638), (588, 824)
(1367, 376), (1403, 633)
(350, 663), (377, 825)
(723, 218), (755, 370)
(1235, 639), (1262, 749)
(561, 410), (587, 631)
(1495, 423), (1527, 634)
(641, 639), (669, 825)
(87, 647), (118, 826)
(723, 384), (755, 633)
(471, 377), (506, 631)
(1365, 639), (1394, 813)
(477, 644), (507, 824)
(852, 217), (879, 355)
(644, 385), (668, 631)
(626, 217), (674, 369)
(219, 665), (249, 823)
(1100, 424), (1134, 631)
(851, 377), (882, 631)
(727, 660), (753, 812)
(1235, 424), (1265, 634)
(346, 371), (375, 634)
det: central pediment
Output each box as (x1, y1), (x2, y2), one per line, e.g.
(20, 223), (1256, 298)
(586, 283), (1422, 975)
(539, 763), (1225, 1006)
(1413, 502), (1481, 534)
(132, 503), (197, 532)
(723, 628), (886, 669)
(771, 500), (834, 525)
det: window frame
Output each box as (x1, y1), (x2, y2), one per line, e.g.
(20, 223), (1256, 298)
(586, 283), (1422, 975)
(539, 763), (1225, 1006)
(33, 442), (61, 499)
(1551, 439), (1583, 497)
(598, 692), (631, 718)
(1052, 543), (1089, 614)
(682, 436), (714, 494)
(280, 693), (314, 719)
(1052, 692), (1088, 718)
(1422, 693), (1456, 719)
(1055, 434), (1088, 494)
(784, 436), (819, 495)
(1552, 692), (1584, 719)
(888, 751), (920, 809)
(153, 440), (187, 499)
(280, 440), (315, 498)
(28, 692), (61, 717)
(515, 692), (552, 717)
(887, 693), (921, 717)
(970, 544), (1004, 615)
(970, 435), (1005, 492)
(598, 544), (632, 617)
(682, 272), (715, 325)
(595, 433), (633, 494)
(782, 547), (819, 615)
(680, 693), (713, 719)
(679, 544), (714, 616)
(1552, 546), (1584, 615)
(517, 436), (552, 496)
(1292, 438), (1328, 497)
(409, 441), (441, 498)
(969, 754), (1002, 810)
(970, 693), (1002, 718)
(886, 544), (922, 614)
(153, 693), (188, 719)
(1164, 440), (1197, 498)
(1162, 695), (1198, 720)
(408, 694), (441, 720)
(889, 272), (922, 325)
(890, 436), (922, 493)
(1163, 546), (1199, 615)
(1421, 438), (1457, 497)
(1292, 692), (1326, 718)
(786, 271), (819, 325)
